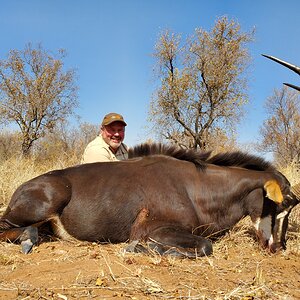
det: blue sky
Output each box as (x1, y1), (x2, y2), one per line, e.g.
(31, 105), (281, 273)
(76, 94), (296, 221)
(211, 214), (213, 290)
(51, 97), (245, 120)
(1, 0), (300, 148)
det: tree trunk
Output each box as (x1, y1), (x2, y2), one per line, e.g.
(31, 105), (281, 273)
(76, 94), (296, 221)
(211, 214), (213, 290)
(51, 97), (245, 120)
(21, 140), (33, 157)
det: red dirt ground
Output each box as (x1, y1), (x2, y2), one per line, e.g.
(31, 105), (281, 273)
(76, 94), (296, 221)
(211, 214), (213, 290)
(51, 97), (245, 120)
(0, 225), (299, 299)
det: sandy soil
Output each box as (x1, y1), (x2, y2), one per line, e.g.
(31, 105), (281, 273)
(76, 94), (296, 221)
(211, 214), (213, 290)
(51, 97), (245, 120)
(0, 224), (299, 300)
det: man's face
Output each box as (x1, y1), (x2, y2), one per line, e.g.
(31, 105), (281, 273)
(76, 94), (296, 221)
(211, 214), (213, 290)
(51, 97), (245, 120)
(101, 122), (125, 150)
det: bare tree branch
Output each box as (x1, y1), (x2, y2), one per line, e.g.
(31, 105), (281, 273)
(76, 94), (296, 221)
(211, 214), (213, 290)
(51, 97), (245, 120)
(150, 16), (253, 150)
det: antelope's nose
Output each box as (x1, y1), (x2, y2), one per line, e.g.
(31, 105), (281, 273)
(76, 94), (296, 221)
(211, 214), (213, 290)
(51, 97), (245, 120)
(269, 242), (284, 253)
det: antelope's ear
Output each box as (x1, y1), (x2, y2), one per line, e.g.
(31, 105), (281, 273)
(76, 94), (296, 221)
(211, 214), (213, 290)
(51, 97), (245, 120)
(264, 180), (284, 204)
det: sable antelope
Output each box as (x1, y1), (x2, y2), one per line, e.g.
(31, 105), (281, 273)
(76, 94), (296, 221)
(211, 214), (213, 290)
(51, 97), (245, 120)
(262, 54), (300, 91)
(0, 143), (298, 257)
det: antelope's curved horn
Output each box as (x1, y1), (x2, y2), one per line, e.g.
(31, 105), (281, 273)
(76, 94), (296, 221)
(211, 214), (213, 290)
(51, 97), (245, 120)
(283, 83), (300, 92)
(262, 54), (300, 75)
(291, 183), (300, 201)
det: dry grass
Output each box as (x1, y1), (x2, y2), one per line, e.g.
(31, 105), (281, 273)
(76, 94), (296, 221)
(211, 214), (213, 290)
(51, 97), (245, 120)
(0, 156), (76, 208)
(278, 161), (299, 186)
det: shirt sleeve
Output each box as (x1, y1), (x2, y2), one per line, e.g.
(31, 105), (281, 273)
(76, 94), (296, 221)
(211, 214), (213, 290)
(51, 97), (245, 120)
(81, 145), (112, 163)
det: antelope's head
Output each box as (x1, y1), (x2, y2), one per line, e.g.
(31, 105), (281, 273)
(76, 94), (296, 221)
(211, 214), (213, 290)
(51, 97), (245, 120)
(253, 177), (299, 253)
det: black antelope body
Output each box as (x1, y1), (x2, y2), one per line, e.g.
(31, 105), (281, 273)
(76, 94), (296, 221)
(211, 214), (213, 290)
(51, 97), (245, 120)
(0, 143), (298, 257)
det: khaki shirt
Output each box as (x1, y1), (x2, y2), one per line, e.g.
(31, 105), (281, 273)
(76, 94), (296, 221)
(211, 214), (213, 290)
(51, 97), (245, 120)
(81, 135), (128, 164)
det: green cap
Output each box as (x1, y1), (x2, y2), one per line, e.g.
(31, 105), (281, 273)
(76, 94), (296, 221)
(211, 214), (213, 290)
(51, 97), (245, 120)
(101, 113), (127, 126)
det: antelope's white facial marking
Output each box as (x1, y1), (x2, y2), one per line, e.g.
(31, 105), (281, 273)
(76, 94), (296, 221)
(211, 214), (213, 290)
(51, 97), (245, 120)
(253, 207), (291, 251)
(253, 216), (273, 245)
(276, 210), (288, 219)
(273, 207), (292, 245)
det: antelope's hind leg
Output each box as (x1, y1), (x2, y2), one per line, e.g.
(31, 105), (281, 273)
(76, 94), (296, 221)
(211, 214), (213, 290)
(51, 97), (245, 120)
(19, 226), (38, 254)
(0, 221), (38, 254)
(0, 174), (72, 253)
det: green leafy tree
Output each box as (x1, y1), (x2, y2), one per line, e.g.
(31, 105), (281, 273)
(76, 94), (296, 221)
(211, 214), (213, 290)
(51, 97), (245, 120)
(0, 43), (78, 156)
